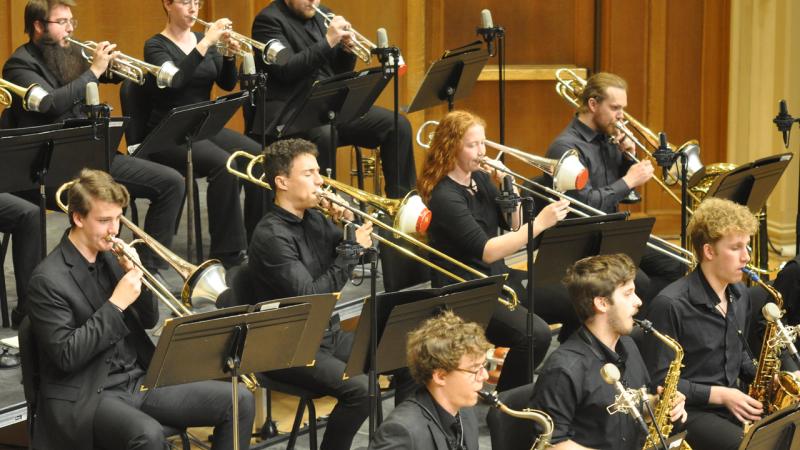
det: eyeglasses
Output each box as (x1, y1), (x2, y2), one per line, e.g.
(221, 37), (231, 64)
(45, 18), (78, 28)
(175, 0), (204, 7)
(453, 360), (490, 381)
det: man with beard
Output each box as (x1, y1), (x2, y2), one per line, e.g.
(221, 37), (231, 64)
(640, 198), (761, 450)
(1, 0), (184, 283)
(539, 72), (685, 327)
(529, 254), (687, 450)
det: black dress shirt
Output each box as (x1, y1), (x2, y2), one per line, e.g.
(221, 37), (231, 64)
(641, 268), (756, 406)
(143, 32), (238, 132)
(545, 116), (635, 213)
(530, 327), (649, 449)
(246, 205), (354, 302)
(426, 171), (508, 288)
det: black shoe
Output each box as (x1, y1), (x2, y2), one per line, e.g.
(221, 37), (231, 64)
(10, 307), (25, 330)
(216, 250), (248, 269)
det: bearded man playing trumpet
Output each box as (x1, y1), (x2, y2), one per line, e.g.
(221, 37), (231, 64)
(417, 110), (568, 390)
(25, 169), (254, 450)
(545, 72), (684, 305)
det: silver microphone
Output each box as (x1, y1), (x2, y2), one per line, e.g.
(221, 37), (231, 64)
(242, 53), (256, 75)
(85, 82), (100, 106)
(376, 27), (388, 49)
(600, 363), (650, 435)
(763, 302), (800, 359)
(481, 9), (494, 28)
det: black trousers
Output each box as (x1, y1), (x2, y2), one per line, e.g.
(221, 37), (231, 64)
(93, 377), (255, 450)
(147, 128), (263, 257)
(638, 245), (686, 304)
(304, 106), (416, 198)
(111, 155), (184, 270)
(683, 407), (743, 450)
(0, 193), (41, 316)
(264, 330), (368, 450)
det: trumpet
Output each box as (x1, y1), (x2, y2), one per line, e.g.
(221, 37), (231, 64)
(0, 78), (51, 112)
(225, 151), (520, 310)
(190, 16), (287, 65)
(312, 5), (375, 64)
(415, 120), (696, 267)
(65, 37), (178, 88)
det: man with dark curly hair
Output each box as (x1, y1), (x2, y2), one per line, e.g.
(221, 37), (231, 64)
(371, 311), (492, 450)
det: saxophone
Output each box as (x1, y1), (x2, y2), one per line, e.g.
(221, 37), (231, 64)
(743, 267), (800, 414)
(479, 390), (553, 450)
(635, 319), (691, 450)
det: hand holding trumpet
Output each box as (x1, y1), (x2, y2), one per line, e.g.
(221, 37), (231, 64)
(325, 15), (353, 49)
(88, 40), (119, 79)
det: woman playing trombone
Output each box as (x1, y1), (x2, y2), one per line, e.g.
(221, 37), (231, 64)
(417, 110), (569, 390)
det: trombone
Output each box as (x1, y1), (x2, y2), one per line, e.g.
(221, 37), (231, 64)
(312, 5), (375, 64)
(226, 151), (520, 310)
(0, 78), (51, 112)
(65, 37), (178, 88)
(416, 121), (696, 268)
(555, 68), (704, 209)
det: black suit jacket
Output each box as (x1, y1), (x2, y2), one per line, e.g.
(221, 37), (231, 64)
(0, 42), (109, 129)
(26, 232), (157, 450)
(370, 387), (480, 450)
(249, 0), (356, 135)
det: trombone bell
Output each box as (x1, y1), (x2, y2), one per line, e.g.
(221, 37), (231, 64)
(393, 194), (431, 235)
(183, 259), (229, 306)
(665, 141), (702, 186)
(553, 149), (590, 191)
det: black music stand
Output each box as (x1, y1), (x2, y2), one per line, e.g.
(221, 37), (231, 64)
(268, 68), (391, 177)
(142, 299), (329, 450)
(739, 405), (800, 450)
(0, 122), (113, 256)
(703, 153), (793, 272)
(405, 41), (489, 113)
(131, 91), (249, 262)
(344, 276), (502, 437)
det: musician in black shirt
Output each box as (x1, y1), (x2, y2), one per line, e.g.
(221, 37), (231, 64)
(544, 72), (684, 305)
(242, 138), (371, 450)
(530, 254), (686, 450)
(417, 110), (568, 390)
(641, 198), (760, 450)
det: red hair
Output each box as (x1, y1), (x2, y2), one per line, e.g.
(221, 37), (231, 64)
(417, 110), (486, 203)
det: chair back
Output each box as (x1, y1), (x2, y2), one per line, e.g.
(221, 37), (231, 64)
(119, 79), (152, 145)
(486, 383), (538, 450)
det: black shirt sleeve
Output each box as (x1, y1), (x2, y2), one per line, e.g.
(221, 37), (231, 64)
(530, 365), (580, 444)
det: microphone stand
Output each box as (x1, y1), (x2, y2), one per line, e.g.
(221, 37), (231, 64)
(522, 196), (536, 383)
(642, 397), (670, 450)
(773, 101), (800, 256)
(678, 150), (688, 250)
(478, 24), (506, 144)
(364, 245), (380, 439)
(372, 45), (400, 197)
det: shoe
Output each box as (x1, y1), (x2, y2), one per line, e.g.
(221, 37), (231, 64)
(217, 250), (248, 269)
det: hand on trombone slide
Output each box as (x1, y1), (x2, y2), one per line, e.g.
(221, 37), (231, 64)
(622, 159), (655, 189)
(318, 191), (356, 223)
(534, 199), (570, 231)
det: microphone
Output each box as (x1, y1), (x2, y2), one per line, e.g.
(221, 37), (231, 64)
(336, 222), (364, 263)
(239, 53), (259, 106)
(242, 53), (256, 76)
(477, 9), (498, 56)
(600, 363), (650, 437)
(83, 82), (106, 139)
(85, 82), (100, 109)
(763, 302), (800, 368)
(377, 27), (388, 51)
(495, 174), (521, 225)
(774, 99), (796, 149)
(372, 28), (406, 76)
(652, 131), (674, 180)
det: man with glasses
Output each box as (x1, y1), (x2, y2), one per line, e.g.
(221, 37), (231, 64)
(371, 311), (491, 450)
(529, 254), (687, 449)
(1, 0), (184, 286)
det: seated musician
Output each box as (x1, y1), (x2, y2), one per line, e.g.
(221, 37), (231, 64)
(370, 311), (490, 450)
(0, 193), (41, 328)
(640, 197), (761, 450)
(240, 137), (372, 450)
(544, 72), (684, 308)
(26, 169), (254, 450)
(2, 0), (184, 283)
(417, 110), (567, 390)
(530, 253), (687, 449)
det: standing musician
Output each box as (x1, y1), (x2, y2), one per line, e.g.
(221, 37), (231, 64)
(640, 198), (760, 450)
(250, 0), (416, 199)
(530, 253), (687, 449)
(1, 0), (185, 279)
(26, 169), (254, 450)
(416, 110), (568, 390)
(370, 311), (490, 450)
(544, 72), (684, 305)
(0, 194), (41, 328)
(238, 138), (371, 450)
(144, 0), (265, 262)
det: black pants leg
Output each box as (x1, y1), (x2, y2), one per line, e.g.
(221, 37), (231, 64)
(110, 155), (184, 270)
(639, 246), (685, 302)
(147, 133), (247, 257)
(208, 128), (265, 241)
(264, 331), (369, 450)
(0, 193), (41, 318)
(683, 407), (743, 450)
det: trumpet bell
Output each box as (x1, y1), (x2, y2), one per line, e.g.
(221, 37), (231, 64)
(182, 259), (229, 306)
(393, 193), (431, 235)
(665, 141), (703, 186)
(553, 149), (589, 191)
(155, 61), (179, 89)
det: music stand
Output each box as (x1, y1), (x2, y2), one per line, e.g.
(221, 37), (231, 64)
(739, 405), (800, 450)
(0, 122), (113, 256)
(131, 91), (250, 262)
(344, 276), (502, 437)
(142, 299), (327, 450)
(405, 41), (490, 113)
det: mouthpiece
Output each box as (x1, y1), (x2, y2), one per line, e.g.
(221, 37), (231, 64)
(633, 318), (654, 333)
(478, 390), (499, 406)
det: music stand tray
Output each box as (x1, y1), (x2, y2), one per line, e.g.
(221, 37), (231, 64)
(704, 152), (793, 214)
(405, 41), (489, 113)
(739, 405), (800, 450)
(344, 276), (504, 378)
